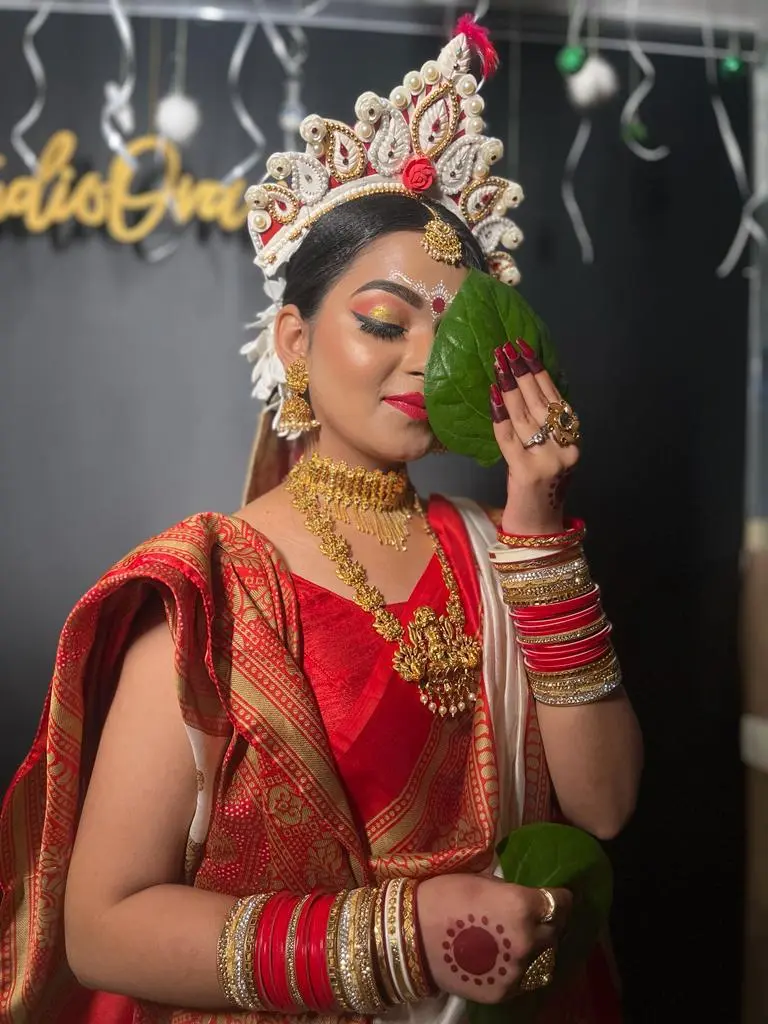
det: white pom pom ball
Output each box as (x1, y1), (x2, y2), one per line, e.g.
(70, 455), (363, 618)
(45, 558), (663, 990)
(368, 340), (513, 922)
(566, 55), (619, 110)
(155, 92), (201, 145)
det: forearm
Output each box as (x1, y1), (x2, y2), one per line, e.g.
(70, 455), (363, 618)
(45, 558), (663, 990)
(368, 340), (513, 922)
(536, 687), (643, 839)
(489, 519), (642, 839)
(65, 884), (237, 1007)
(66, 879), (437, 1014)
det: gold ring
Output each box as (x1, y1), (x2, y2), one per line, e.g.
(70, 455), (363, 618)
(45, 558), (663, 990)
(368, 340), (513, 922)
(545, 401), (581, 448)
(520, 946), (556, 992)
(538, 887), (557, 925)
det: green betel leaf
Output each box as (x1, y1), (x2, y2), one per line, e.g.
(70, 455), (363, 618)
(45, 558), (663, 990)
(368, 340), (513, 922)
(425, 270), (564, 466)
(467, 824), (613, 1024)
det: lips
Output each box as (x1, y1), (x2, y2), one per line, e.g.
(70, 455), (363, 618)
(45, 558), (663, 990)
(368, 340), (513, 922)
(383, 392), (429, 421)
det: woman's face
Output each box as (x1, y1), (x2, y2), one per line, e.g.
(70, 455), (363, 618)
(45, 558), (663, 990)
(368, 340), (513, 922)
(276, 230), (468, 469)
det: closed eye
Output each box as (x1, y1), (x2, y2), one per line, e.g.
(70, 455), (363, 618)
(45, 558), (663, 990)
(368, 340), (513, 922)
(353, 312), (406, 340)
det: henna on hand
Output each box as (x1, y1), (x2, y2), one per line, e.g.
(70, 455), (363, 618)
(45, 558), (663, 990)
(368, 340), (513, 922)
(441, 914), (512, 988)
(548, 469), (572, 510)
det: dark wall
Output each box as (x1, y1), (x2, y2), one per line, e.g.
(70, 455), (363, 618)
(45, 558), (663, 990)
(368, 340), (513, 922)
(0, 14), (746, 1023)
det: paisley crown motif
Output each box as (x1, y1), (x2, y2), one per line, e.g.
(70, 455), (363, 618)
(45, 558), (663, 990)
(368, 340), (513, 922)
(244, 18), (525, 287)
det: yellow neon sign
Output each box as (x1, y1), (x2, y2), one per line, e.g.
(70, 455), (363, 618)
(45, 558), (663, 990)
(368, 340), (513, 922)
(0, 130), (248, 243)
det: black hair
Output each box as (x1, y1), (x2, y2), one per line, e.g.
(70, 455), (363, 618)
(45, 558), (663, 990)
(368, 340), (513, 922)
(282, 193), (486, 320)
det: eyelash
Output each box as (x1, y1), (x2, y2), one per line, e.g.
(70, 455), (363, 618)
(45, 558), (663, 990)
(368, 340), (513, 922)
(354, 312), (406, 340)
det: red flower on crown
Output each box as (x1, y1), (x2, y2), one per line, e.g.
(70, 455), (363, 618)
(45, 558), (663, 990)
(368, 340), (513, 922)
(402, 157), (437, 193)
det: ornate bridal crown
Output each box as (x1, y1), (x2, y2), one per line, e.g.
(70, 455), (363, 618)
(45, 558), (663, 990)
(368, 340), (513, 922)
(244, 16), (525, 287)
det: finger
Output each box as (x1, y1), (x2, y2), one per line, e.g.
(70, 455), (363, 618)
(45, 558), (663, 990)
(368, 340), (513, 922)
(503, 342), (551, 424)
(490, 375), (539, 455)
(515, 337), (562, 403)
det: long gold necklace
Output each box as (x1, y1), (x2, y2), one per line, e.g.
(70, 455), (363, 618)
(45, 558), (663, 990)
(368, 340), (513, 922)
(286, 455), (480, 718)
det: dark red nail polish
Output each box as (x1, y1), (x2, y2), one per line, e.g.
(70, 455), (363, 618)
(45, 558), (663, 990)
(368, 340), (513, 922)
(489, 383), (510, 422)
(494, 354), (518, 393)
(517, 337), (544, 373)
(504, 341), (530, 378)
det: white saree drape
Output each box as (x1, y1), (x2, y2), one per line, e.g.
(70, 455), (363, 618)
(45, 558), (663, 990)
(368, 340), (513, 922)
(377, 498), (530, 1024)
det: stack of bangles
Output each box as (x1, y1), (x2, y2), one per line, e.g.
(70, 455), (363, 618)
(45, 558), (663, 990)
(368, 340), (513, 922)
(490, 518), (622, 705)
(216, 878), (435, 1013)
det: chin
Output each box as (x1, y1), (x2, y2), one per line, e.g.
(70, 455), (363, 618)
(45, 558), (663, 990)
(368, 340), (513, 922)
(383, 434), (436, 465)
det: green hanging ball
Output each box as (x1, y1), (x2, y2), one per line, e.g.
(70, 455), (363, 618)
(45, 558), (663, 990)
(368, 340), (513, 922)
(556, 45), (587, 76)
(719, 54), (746, 79)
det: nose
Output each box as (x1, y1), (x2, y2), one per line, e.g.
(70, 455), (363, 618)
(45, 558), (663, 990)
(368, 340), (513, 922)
(400, 322), (435, 379)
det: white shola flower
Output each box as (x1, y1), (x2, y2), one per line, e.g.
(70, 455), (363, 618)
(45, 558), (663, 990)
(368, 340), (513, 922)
(240, 277), (303, 439)
(240, 277), (287, 399)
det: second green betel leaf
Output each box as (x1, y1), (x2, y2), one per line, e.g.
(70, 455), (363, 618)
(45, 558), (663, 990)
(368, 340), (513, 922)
(424, 270), (564, 466)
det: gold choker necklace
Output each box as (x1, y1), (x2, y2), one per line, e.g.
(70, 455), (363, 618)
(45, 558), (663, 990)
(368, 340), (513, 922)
(286, 456), (480, 718)
(287, 454), (415, 551)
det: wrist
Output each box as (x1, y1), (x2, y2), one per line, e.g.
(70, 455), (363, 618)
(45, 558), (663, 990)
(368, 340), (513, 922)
(500, 511), (565, 536)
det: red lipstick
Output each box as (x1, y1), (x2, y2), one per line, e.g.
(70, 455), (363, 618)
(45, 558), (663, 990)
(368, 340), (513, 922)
(383, 392), (429, 421)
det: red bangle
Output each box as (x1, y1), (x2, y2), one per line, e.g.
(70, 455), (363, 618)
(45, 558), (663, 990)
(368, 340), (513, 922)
(497, 517), (586, 548)
(511, 585), (600, 621)
(514, 603), (603, 637)
(253, 894), (282, 1010)
(525, 641), (613, 673)
(294, 891), (322, 1011)
(306, 894), (335, 1010)
(256, 893), (291, 1010)
(270, 895), (300, 1011)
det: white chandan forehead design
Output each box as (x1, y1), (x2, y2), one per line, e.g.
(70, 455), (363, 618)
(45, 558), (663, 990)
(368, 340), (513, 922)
(387, 271), (456, 323)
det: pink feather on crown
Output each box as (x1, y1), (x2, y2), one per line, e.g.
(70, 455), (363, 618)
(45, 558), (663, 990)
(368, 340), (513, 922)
(454, 14), (500, 79)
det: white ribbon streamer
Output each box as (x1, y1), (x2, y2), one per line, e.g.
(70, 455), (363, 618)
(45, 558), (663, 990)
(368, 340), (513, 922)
(100, 0), (137, 168)
(701, 23), (766, 277)
(10, 2), (53, 173)
(562, 117), (594, 264)
(621, 0), (670, 162)
(220, 21), (267, 185)
(559, 0), (594, 263)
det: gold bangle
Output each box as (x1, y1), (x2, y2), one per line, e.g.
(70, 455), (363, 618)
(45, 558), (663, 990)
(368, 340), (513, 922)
(496, 555), (590, 585)
(354, 886), (387, 1013)
(517, 615), (608, 646)
(238, 893), (272, 1011)
(501, 577), (594, 608)
(528, 651), (622, 706)
(497, 525), (587, 550)
(491, 551), (585, 575)
(286, 895), (310, 1011)
(373, 881), (399, 1006)
(216, 899), (242, 1007)
(401, 880), (432, 1000)
(326, 890), (353, 1012)
(339, 889), (366, 1012)
(492, 546), (585, 574)
(386, 879), (411, 1002)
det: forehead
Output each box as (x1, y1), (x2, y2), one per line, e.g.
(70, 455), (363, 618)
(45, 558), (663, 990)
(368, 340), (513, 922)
(335, 230), (468, 296)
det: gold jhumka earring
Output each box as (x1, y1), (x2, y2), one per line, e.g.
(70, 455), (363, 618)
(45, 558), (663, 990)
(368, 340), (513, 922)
(280, 358), (320, 435)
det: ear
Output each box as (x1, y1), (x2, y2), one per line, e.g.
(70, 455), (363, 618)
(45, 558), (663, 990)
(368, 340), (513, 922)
(273, 304), (309, 369)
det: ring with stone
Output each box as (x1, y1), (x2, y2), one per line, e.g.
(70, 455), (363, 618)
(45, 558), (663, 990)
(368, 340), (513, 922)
(522, 426), (550, 449)
(545, 400), (581, 448)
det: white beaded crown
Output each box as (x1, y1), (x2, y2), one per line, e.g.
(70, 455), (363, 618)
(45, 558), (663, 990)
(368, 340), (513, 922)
(244, 17), (525, 287)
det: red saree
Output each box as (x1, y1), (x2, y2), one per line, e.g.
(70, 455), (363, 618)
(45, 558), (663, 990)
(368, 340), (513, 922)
(0, 498), (619, 1023)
